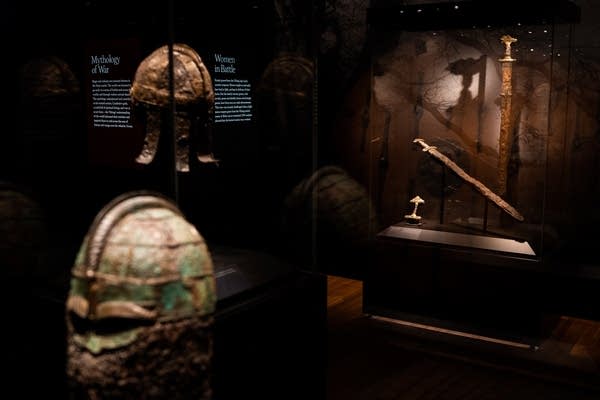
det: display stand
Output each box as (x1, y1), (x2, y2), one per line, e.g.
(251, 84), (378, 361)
(211, 246), (327, 400)
(364, 224), (546, 347)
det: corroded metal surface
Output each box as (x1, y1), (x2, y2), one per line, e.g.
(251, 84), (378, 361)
(414, 138), (524, 221)
(130, 44), (216, 171)
(130, 44), (213, 108)
(498, 35), (517, 196)
(67, 316), (213, 400)
(66, 192), (215, 399)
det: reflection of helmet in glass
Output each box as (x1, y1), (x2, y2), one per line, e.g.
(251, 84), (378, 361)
(257, 53), (314, 98)
(283, 166), (378, 269)
(18, 56), (82, 172)
(0, 182), (49, 283)
(19, 56), (80, 101)
(257, 53), (314, 182)
(66, 191), (215, 399)
(130, 43), (216, 172)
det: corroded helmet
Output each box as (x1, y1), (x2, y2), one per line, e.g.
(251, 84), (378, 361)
(130, 43), (213, 110)
(66, 191), (215, 399)
(130, 43), (217, 171)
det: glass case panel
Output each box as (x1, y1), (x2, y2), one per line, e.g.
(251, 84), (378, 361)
(2, 1), (322, 398)
(354, 0), (600, 348)
(366, 0), (581, 260)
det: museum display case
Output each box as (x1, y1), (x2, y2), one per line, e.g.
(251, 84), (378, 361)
(355, 0), (600, 344)
(1, 1), (325, 398)
(3, 0), (600, 396)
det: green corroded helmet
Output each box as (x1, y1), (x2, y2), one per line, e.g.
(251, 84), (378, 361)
(66, 191), (216, 354)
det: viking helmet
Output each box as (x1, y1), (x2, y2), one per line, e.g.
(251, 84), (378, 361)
(130, 43), (217, 172)
(66, 191), (216, 354)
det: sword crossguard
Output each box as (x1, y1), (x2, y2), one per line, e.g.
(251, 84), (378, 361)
(413, 138), (437, 152)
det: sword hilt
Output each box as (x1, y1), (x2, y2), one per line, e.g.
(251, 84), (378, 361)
(499, 35), (517, 62)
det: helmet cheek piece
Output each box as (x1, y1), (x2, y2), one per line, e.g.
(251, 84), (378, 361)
(66, 292), (159, 354)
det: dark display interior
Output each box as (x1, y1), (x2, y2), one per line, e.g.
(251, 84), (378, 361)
(2, 0), (600, 397)
(1, 1), (325, 398)
(358, 0), (600, 344)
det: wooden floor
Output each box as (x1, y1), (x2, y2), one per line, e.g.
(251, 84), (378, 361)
(326, 275), (600, 400)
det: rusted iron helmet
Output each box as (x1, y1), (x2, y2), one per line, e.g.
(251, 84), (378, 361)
(130, 43), (217, 172)
(66, 191), (216, 354)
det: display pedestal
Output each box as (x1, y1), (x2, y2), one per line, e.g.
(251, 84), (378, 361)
(8, 246), (326, 400)
(364, 224), (547, 347)
(211, 246), (327, 400)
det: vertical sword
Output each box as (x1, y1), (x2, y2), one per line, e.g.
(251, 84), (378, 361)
(497, 34), (517, 196)
(476, 55), (487, 153)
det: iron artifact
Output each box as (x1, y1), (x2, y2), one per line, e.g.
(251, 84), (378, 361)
(413, 138), (524, 222)
(130, 43), (217, 172)
(65, 192), (216, 399)
(404, 195), (425, 224)
(497, 34), (517, 196)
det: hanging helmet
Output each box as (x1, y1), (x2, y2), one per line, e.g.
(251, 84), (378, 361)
(130, 43), (217, 172)
(66, 191), (215, 399)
